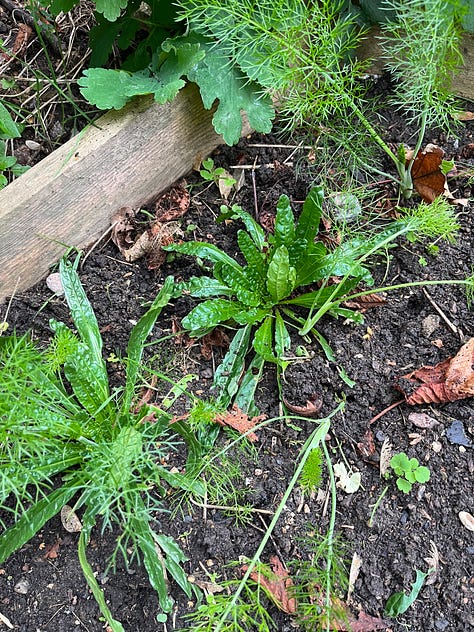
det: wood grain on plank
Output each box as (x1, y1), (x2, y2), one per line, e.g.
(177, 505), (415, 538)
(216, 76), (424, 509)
(0, 84), (227, 303)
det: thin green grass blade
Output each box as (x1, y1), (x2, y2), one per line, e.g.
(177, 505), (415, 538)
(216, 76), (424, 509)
(78, 524), (125, 632)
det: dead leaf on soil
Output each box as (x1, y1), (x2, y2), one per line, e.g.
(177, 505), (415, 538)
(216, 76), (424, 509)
(154, 182), (190, 222)
(394, 337), (474, 405)
(334, 462), (361, 494)
(459, 511), (474, 532)
(240, 556), (297, 614)
(406, 144), (446, 203)
(199, 328), (230, 360)
(408, 412), (440, 429)
(343, 293), (387, 311)
(424, 540), (440, 586)
(60, 505), (82, 533)
(213, 404), (265, 442)
(347, 552), (362, 603)
(42, 540), (61, 560)
(283, 393), (323, 417)
(357, 428), (375, 458)
(453, 110), (474, 121)
(379, 438), (393, 477)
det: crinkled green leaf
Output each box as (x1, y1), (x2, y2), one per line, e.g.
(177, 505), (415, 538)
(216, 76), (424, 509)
(385, 569), (430, 617)
(173, 276), (232, 299)
(233, 307), (268, 326)
(216, 264), (261, 307)
(273, 195), (295, 249)
(266, 246), (295, 302)
(182, 299), (242, 334)
(237, 230), (266, 280)
(253, 316), (276, 362)
(291, 185), (324, 266)
(213, 325), (252, 408)
(219, 205), (266, 250)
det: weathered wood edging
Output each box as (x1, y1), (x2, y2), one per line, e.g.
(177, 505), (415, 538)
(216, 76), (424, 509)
(0, 84), (227, 303)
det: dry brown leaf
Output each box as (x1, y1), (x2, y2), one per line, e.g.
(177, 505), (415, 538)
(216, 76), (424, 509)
(213, 404), (264, 442)
(453, 110), (474, 121)
(424, 540), (440, 586)
(60, 505), (82, 533)
(408, 144), (446, 203)
(199, 328), (230, 360)
(408, 412), (440, 429)
(379, 438), (393, 477)
(43, 540), (61, 560)
(357, 428), (375, 458)
(395, 338), (474, 405)
(459, 511), (474, 532)
(154, 183), (190, 222)
(283, 393), (323, 417)
(347, 552), (362, 603)
(343, 293), (387, 311)
(241, 556), (297, 614)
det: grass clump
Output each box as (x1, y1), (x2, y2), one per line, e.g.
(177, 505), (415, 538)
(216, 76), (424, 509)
(0, 255), (204, 630)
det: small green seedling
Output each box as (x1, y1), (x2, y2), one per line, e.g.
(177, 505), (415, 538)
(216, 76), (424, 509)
(200, 157), (236, 188)
(385, 568), (432, 617)
(389, 452), (430, 493)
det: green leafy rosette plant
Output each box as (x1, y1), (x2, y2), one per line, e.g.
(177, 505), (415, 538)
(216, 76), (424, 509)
(166, 187), (466, 408)
(0, 256), (204, 631)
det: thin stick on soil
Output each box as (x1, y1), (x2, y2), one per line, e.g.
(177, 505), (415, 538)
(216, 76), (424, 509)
(422, 287), (461, 337)
(189, 496), (274, 516)
(367, 399), (404, 426)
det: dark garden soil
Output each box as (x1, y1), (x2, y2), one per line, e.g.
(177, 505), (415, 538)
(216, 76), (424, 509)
(1, 78), (474, 631)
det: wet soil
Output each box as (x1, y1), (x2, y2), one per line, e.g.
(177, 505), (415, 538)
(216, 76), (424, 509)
(1, 82), (474, 631)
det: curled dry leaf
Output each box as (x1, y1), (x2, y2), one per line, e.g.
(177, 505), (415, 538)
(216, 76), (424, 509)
(240, 556), (297, 614)
(453, 110), (474, 121)
(357, 428), (376, 459)
(394, 338), (474, 405)
(154, 182), (190, 222)
(379, 438), (393, 477)
(213, 404), (264, 442)
(459, 511), (474, 532)
(406, 144), (447, 203)
(343, 293), (387, 311)
(199, 328), (230, 360)
(334, 462), (361, 494)
(347, 551), (362, 603)
(424, 540), (440, 586)
(283, 393), (323, 418)
(60, 505), (82, 533)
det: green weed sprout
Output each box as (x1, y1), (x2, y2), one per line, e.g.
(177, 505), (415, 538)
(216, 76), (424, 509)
(200, 157), (236, 188)
(389, 452), (431, 494)
(0, 255), (204, 630)
(166, 188), (467, 409)
(0, 101), (29, 187)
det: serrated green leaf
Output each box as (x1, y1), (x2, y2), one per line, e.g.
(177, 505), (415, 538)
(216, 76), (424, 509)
(253, 316), (276, 362)
(273, 195), (295, 249)
(181, 299), (242, 334)
(95, 0), (128, 21)
(266, 246), (295, 302)
(182, 35), (274, 145)
(78, 69), (132, 109)
(213, 325), (252, 408)
(385, 569), (430, 617)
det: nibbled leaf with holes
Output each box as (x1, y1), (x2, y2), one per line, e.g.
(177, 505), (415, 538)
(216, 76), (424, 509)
(273, 195), (295, 249)
(182, 299), (243, 334)
(267, 246), (296, 302)
(253, 315), (276, 362)
(213, 325), (252, 408)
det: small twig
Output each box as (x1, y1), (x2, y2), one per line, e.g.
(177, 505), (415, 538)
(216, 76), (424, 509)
(80, 223), (117, 270)
(189, 496), (274, 516)
(422, 287), (460, 337)
(251, 156), (259, 220)
(367, 399), (404, 426)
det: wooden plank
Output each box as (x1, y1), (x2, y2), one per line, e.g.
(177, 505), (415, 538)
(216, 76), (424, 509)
(357, 28), (474, 101)
(0, 83), (232, 304)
